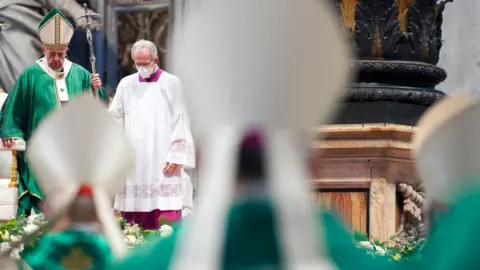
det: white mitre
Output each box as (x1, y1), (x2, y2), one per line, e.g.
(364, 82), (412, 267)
(169, 0), (351, 269)
(413, 93), (480, 203)
(26, 94), (134, 258)
(37, 9), (74, 50)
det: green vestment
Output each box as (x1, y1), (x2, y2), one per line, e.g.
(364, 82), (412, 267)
(20, 229), (113, 270)
(0, 61), (108, 215)
(409, 187), (480, 270)
(111, 199), (401, 270)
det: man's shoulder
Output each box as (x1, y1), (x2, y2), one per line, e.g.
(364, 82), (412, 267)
(118, 73), (139, 87)
(161, 71), (181, 83)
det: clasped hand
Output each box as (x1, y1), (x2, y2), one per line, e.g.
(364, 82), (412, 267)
(2, 138), (14, 148)
(164, 162), (182, 176)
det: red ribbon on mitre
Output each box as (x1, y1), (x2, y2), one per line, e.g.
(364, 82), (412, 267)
(77, 184), (93, 197)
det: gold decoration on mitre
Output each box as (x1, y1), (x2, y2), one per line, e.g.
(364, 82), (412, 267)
(169, 0), (352, 269)
(26, 94), (134, 258)
(37, 9), (74, 50)
(413, 93), (479, 203)
(60, 248), (93, 269)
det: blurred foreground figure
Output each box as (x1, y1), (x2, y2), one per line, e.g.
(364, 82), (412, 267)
(409, 93), (480, 270)
(110, 1), (400, 269)
(0, 95), (134, 269)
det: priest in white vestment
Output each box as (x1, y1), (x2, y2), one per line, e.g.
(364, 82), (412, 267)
(109, 40), (195, 229)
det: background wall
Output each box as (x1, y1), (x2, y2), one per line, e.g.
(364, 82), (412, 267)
(438, 0), (480, 96)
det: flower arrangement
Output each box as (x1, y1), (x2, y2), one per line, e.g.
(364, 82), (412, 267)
(353, 231), (425, 261)
(0, 213), (175, 258)
(1, 215), (420, 262)
(117, 215), (174, 246)
(0, 213), (45, 259)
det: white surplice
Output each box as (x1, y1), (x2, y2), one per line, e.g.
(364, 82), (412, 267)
(109, 71), (195, 212)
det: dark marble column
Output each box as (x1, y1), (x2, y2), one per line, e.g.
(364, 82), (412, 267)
(330, 0), (452, 125)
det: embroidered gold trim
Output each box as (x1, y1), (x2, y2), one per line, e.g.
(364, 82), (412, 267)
(18, 191), (43, 201)
(42, 43), (68, 50)
(54, 16), (60, 44)
(19, 190), (28, 199)
(29, 191), (43, 200)
(53, 79), (61, 106)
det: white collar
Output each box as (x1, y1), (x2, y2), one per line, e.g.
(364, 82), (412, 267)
(36, 57), (73, 80)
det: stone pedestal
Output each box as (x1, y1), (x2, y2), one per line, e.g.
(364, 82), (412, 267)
(310, 124), (423, 242)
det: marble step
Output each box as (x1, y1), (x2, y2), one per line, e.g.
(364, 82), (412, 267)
(0, 178), (17, 221)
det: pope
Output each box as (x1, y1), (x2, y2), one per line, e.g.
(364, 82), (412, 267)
(0, 9), (109, 216)
(0, 95), (134, 269)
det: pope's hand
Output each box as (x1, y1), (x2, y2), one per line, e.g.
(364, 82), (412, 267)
(91, 74), (102, 89)
(163, 163), (182, 176)
(2, 138), (14, 148)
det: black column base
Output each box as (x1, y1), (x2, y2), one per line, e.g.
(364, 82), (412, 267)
(330, 84), (446, 126)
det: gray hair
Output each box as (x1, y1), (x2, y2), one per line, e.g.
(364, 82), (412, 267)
(131, 39), (158, 60)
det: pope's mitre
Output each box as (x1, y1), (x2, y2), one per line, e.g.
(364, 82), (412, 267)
(26, 94), (134, 257)
(169, 0), (352, 138)
(413, 92), (480, 202)
(37, 9), (74, 50)
(168, 0), (352, 269)
(27, 94), (134, 204)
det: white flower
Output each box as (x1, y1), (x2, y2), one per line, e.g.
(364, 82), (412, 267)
(9, 235), (20, 243)
(374, 246), (386, 256)
(159, 225), (173, 238)
(123, 223), (141, 236)
(125, 235), (138, 245)
(28, 213), (39, 221)
(358, 241), (373, 249)
(125, 234), (144, 245)
(24, 224), (38, 234)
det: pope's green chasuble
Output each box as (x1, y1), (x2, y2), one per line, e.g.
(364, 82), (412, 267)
(0, 58), (108, 215)
(21, 229), (113, 270)
(111, 200), (402, 270)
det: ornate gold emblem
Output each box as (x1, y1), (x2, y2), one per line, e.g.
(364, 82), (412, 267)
(60, 248), (93, 269)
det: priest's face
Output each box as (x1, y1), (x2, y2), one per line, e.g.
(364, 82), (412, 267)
(134, 48), (159, 68)
(42, 46), (69, 71)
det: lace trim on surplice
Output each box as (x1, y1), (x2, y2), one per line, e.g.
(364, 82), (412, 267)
(117, 184), (182, 198)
